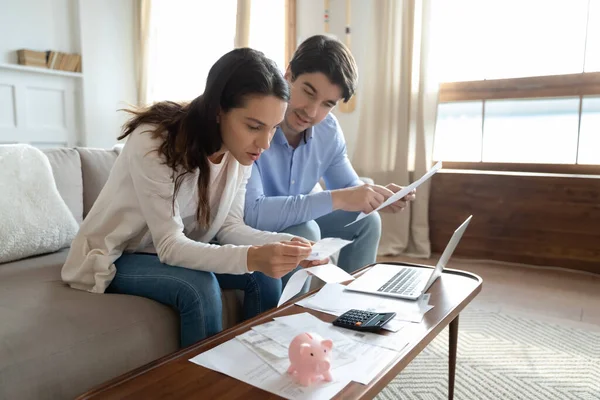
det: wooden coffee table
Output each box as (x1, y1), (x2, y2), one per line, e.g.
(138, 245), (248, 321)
(77, 262), (482, 400)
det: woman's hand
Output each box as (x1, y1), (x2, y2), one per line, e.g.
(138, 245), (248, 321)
(291, 237), (329, 268)
(247, 240), (312, 278)
(299, 258), (329, 268)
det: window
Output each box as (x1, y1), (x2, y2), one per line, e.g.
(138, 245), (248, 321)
(433, 102), (482, 162)
(147, 0), (286, 104)
(248, 0), (286, 71)
(431, 0), (600, 167)
(147, 0), (237, 103)
(579, 97), (600, 165)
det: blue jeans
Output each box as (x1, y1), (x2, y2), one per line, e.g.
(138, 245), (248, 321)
(106, 253), (282, 348)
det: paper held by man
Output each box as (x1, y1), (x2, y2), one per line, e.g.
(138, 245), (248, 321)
(346, 161), (443, 227)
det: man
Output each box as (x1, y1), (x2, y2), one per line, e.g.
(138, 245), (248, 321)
(244, 35), (416, 276)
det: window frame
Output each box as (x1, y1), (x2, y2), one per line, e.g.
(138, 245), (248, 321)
(435, 72), (600, 174)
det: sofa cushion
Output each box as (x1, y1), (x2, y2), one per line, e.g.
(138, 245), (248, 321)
(76, 147), (120, 218)
(0, 250), (244, 399)
(0, 250), (179, 399)
(43, 148), (84, 224)
(0, 144), (79, 264)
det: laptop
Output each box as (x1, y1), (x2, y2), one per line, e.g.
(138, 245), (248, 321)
(345, 215), (472, 300)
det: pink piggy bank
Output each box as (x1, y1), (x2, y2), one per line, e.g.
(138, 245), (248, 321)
(287, 332), (333, 386)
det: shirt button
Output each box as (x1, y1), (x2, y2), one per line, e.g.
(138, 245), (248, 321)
(291, 180), (295, 184)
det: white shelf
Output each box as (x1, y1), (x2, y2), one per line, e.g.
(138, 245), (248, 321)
(0, 63), (82, 78)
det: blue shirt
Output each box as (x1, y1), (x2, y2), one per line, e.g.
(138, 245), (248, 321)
(244, 114), (362, 232)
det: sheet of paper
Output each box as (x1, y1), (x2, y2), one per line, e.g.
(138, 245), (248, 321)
(292, 301), (412, 332)
(296, 283), (434, 323)
(305, 263), (355, 284)
(346, 161), (442, 227)
(253, 319), (355, 349)
(190, 338), (351, 400)
(273, 313), (399, 385)
(277, 264), (355, 307)
(237, 330), (292, 375)
(238, 329), (289, 359)
(332, 327), (409, 352)
(380, 318), (411, 333)
(278, 269), (310, 307)
(305, 238), (353, 261)
(251, 320), (357, 371)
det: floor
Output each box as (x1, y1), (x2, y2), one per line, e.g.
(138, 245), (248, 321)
(376, 254), (600, 331)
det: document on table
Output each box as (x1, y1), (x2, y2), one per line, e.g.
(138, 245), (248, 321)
(251, 320), (357, 372)
(277, 264), (355, 307)
(189, 312), (406, 397)
(236, 330), (297, 375)
(346, 161), (442, 226)
(296, 283), (433, 324)
(305, 238), (353, 261)
(190, 337), (351, 400)
(272, 313), (401, 385)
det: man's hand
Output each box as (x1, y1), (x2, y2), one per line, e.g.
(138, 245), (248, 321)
(331, 184), (395, 214)
(380, 184), (417, 213)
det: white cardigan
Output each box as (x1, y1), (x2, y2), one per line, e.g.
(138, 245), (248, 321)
(62, 126), (294, 293)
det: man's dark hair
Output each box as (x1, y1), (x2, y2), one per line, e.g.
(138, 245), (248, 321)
(288, 35), (358, 102)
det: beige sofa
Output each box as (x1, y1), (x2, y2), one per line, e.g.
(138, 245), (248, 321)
(0, 147), (245, 400)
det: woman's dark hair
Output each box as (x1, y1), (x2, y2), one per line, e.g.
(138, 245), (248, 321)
(118, 48), (289, 227)
(288, 34), (358, 102)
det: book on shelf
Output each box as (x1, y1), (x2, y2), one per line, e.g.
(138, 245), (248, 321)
(17, 49), (47, 68)
(15, 49), (82, 73)
(47, 51), (82, 72)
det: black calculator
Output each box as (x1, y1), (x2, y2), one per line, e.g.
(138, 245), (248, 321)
(332, 309), (396, 332)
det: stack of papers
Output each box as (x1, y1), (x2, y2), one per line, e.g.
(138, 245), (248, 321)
(237, 326), (356, 376)
(189, 312), (411, 400)
(296, 283), (434, 330)
(190, 337), (348, 400)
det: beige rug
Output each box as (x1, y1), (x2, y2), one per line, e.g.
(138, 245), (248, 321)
(376, 307), (600, 400)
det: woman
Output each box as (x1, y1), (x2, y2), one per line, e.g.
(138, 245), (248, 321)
(62, 48), (324, 348)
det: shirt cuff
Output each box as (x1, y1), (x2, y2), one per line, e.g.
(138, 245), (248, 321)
(240, 246), (251, 274)
(275, 232), (296, 242)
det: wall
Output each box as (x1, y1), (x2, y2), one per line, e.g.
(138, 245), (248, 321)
(78, 0), (137, 148)
(0, 0), (79, 64)
(296, 0), (372, 157)
(430, 170), (600, 274)
(0, 0), (137, 148)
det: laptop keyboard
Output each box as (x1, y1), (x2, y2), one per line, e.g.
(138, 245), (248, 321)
(378, 268), (424, 295)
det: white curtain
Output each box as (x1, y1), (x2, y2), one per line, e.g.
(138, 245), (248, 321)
(137, 0), (285, 104)
(134, 0), (152, 106)
(247, 0), (286, 71)
(351, 0), (439, 258)
(235, 0), (252, 48)
(143, 0), (237, 103)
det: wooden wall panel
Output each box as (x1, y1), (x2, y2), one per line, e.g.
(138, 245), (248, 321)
(429, 170), (600, 274)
